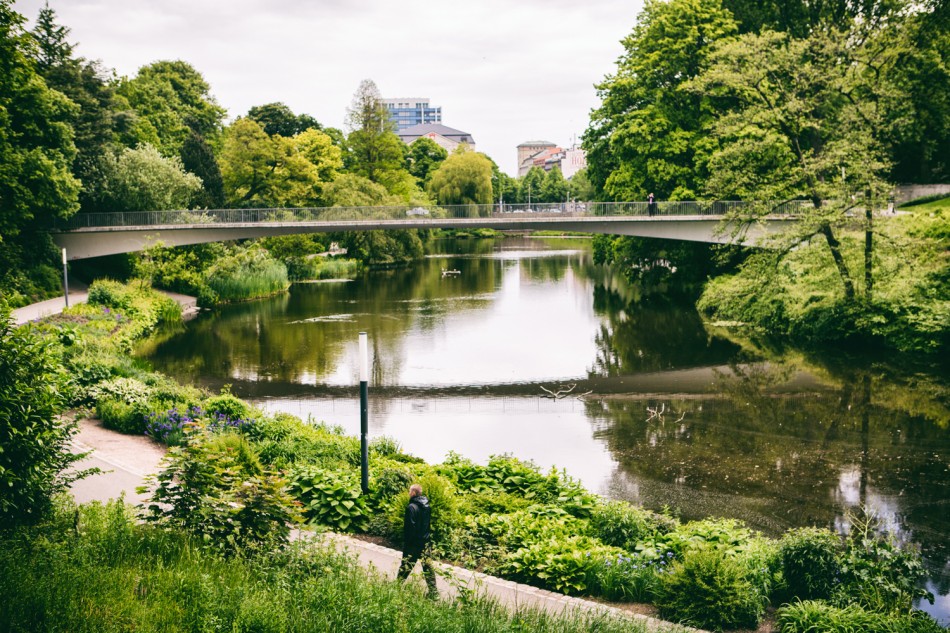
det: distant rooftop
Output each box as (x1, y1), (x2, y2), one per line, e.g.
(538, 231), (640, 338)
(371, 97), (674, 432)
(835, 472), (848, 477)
(517, 140), (556, 147)
(398, 123), (474, 143)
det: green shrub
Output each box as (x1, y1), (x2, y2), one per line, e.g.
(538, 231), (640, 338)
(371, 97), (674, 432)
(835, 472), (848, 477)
(835, 514), (932, 613)
(96, 397), (150, 434)
(778, 527), (841, 601)
(777, 600), (945, 633)
(142, 431), (298, 553)
(87, 376), (152, 405)
(588, 550), (675, 602)
(589, 500), (676, 550)
(0, 309), (87, 528)
(498, 537), (624, 595)
(287, 466), (369, 532)
(242, 414), (359, 469)
(654, 547), (768, 631)
(369, 465), (413, 506)
(659, 518), (758, 557)
(87, 278), (134, 311)
(204, 392), (254, 421)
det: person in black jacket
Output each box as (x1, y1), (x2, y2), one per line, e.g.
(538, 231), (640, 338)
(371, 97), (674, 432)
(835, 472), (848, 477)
(396, 483), (438, 598)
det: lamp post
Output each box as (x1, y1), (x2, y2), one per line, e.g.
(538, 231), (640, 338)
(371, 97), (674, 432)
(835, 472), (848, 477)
(358, 332), (369, 494)
(62, 248), (69, 308)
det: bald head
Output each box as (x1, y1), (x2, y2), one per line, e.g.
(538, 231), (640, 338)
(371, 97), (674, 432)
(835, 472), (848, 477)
(409, 484), (423, 498)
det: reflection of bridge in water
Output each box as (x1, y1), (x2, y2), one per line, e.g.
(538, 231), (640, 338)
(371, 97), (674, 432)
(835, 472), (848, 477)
(51, 200), (805, 260)
(190, 364), (829, 402)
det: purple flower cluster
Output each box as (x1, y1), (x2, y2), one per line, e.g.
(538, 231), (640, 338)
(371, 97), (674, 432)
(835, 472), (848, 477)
(604, 550), (675, 573)
(207, 411), (253, 433)
(145, 405), (202, 444)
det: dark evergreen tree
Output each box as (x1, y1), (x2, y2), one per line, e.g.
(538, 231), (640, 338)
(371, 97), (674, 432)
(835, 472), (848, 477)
(180, 127), (225, 208)
(247, 102), (321, 137)
(30, 4), (122, 211)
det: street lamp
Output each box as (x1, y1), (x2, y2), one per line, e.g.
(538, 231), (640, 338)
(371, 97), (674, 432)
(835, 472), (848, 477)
(62, 248), (69, 308)
(358, 332), (369, 494)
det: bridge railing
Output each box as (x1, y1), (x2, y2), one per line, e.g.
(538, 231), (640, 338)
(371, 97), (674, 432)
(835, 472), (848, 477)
(53, 200), (809, 230)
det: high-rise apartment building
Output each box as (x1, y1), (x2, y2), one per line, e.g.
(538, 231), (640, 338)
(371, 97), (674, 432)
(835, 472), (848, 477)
(383, 98), (442, 131)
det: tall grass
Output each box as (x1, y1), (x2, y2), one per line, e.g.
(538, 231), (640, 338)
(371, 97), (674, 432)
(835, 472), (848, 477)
(205, 249), (290, 303)
(290, 257), (360, 281)
(0, 500), (661, 633)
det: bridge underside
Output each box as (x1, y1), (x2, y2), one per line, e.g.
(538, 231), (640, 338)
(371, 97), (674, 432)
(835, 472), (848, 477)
(52, 216), (788, 260)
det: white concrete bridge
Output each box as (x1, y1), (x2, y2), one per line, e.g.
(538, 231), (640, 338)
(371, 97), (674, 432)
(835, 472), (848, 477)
(51, 201), (804, 260)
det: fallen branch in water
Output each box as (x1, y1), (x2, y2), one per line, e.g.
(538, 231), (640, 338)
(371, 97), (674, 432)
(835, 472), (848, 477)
(646, 402), (686, 423)
(540, 384), (577, 399)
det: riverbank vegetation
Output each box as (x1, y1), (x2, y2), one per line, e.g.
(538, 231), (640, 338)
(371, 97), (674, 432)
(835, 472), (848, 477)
(2, 281), (945, 631)
(583, 0), (948, 355)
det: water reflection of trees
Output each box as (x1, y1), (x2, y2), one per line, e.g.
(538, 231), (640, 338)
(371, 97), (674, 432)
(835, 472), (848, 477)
(143, 252), (502, 386)
(590, 362), (950, 594)
(586, 272), (742, 376)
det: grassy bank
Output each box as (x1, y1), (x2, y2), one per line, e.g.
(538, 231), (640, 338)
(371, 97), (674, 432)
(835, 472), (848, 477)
(0, 500), (648, 633)
(9, 279), (947, 632)
(698, 202), (948, 355)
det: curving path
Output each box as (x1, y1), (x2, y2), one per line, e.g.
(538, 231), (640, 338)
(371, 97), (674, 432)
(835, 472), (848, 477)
(68, 418), (699, 632)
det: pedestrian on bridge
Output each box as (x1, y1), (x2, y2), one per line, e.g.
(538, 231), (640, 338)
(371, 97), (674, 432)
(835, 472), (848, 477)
(647, 193), (656, 216)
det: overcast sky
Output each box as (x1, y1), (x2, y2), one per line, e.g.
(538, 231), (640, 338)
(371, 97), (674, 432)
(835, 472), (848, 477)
(15, 0), (644, 175)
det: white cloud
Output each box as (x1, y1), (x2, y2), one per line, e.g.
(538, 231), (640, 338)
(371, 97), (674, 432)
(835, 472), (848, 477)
(15, 0), (642, 174)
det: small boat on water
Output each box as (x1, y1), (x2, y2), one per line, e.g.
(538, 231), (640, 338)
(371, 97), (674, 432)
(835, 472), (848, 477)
(441, 268), (461, 277)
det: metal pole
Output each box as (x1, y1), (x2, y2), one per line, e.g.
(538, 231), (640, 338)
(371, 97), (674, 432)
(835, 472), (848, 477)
(358, 332), (369, 494)
(62, 248), (70, 308)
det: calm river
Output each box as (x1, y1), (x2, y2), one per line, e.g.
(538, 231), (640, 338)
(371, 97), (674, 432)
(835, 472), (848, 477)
(140, 236), (950, 623)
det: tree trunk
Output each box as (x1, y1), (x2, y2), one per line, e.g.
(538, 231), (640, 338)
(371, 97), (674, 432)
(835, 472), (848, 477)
(820, 224), (856, 300)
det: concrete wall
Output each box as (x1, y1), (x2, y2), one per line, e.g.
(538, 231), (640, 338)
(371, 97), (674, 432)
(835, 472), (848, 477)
(893, 184), (950, 204)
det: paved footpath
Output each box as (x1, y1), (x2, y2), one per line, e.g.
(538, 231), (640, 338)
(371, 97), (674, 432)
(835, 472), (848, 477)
(69, 419), (697, 632)
(13, 283), (199, 326)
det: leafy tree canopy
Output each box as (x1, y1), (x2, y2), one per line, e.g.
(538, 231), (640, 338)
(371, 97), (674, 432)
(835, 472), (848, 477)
(90, 143), (202, 212)
(247, 102), (321, 137)
(344, 79), (406, 185)
(406, 137), (448, 185)
(583, 0), (738, 201)
(116, 60), (226, 155)
(426, 146), (494, 206)
(0, 0), (80, 240)
(219, 118), (340, 208)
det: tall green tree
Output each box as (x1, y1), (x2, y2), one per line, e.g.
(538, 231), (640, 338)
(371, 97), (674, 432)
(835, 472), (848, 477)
(28, 3), (120, 212)
(426, 147), (494, 206)
(691, 22), (906, 301)
(219, 118), (339, 208)
(721, 0), (907, 36)
(517, 167), (546, 205)
(540, 166), (569, 203)
(406, 137), (447, 185)
(344, 79), (406, 184)
(0, 0), (79, 288)
(247, 102), (321, 137)
(91, 143), (202, 212)
(116, 60), (226, 155)
(583, 0), (738, 201)
(180, 127), (224, 208)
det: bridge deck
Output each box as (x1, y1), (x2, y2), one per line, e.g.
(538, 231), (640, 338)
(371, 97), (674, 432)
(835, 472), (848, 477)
(51, 201), (804, 260)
